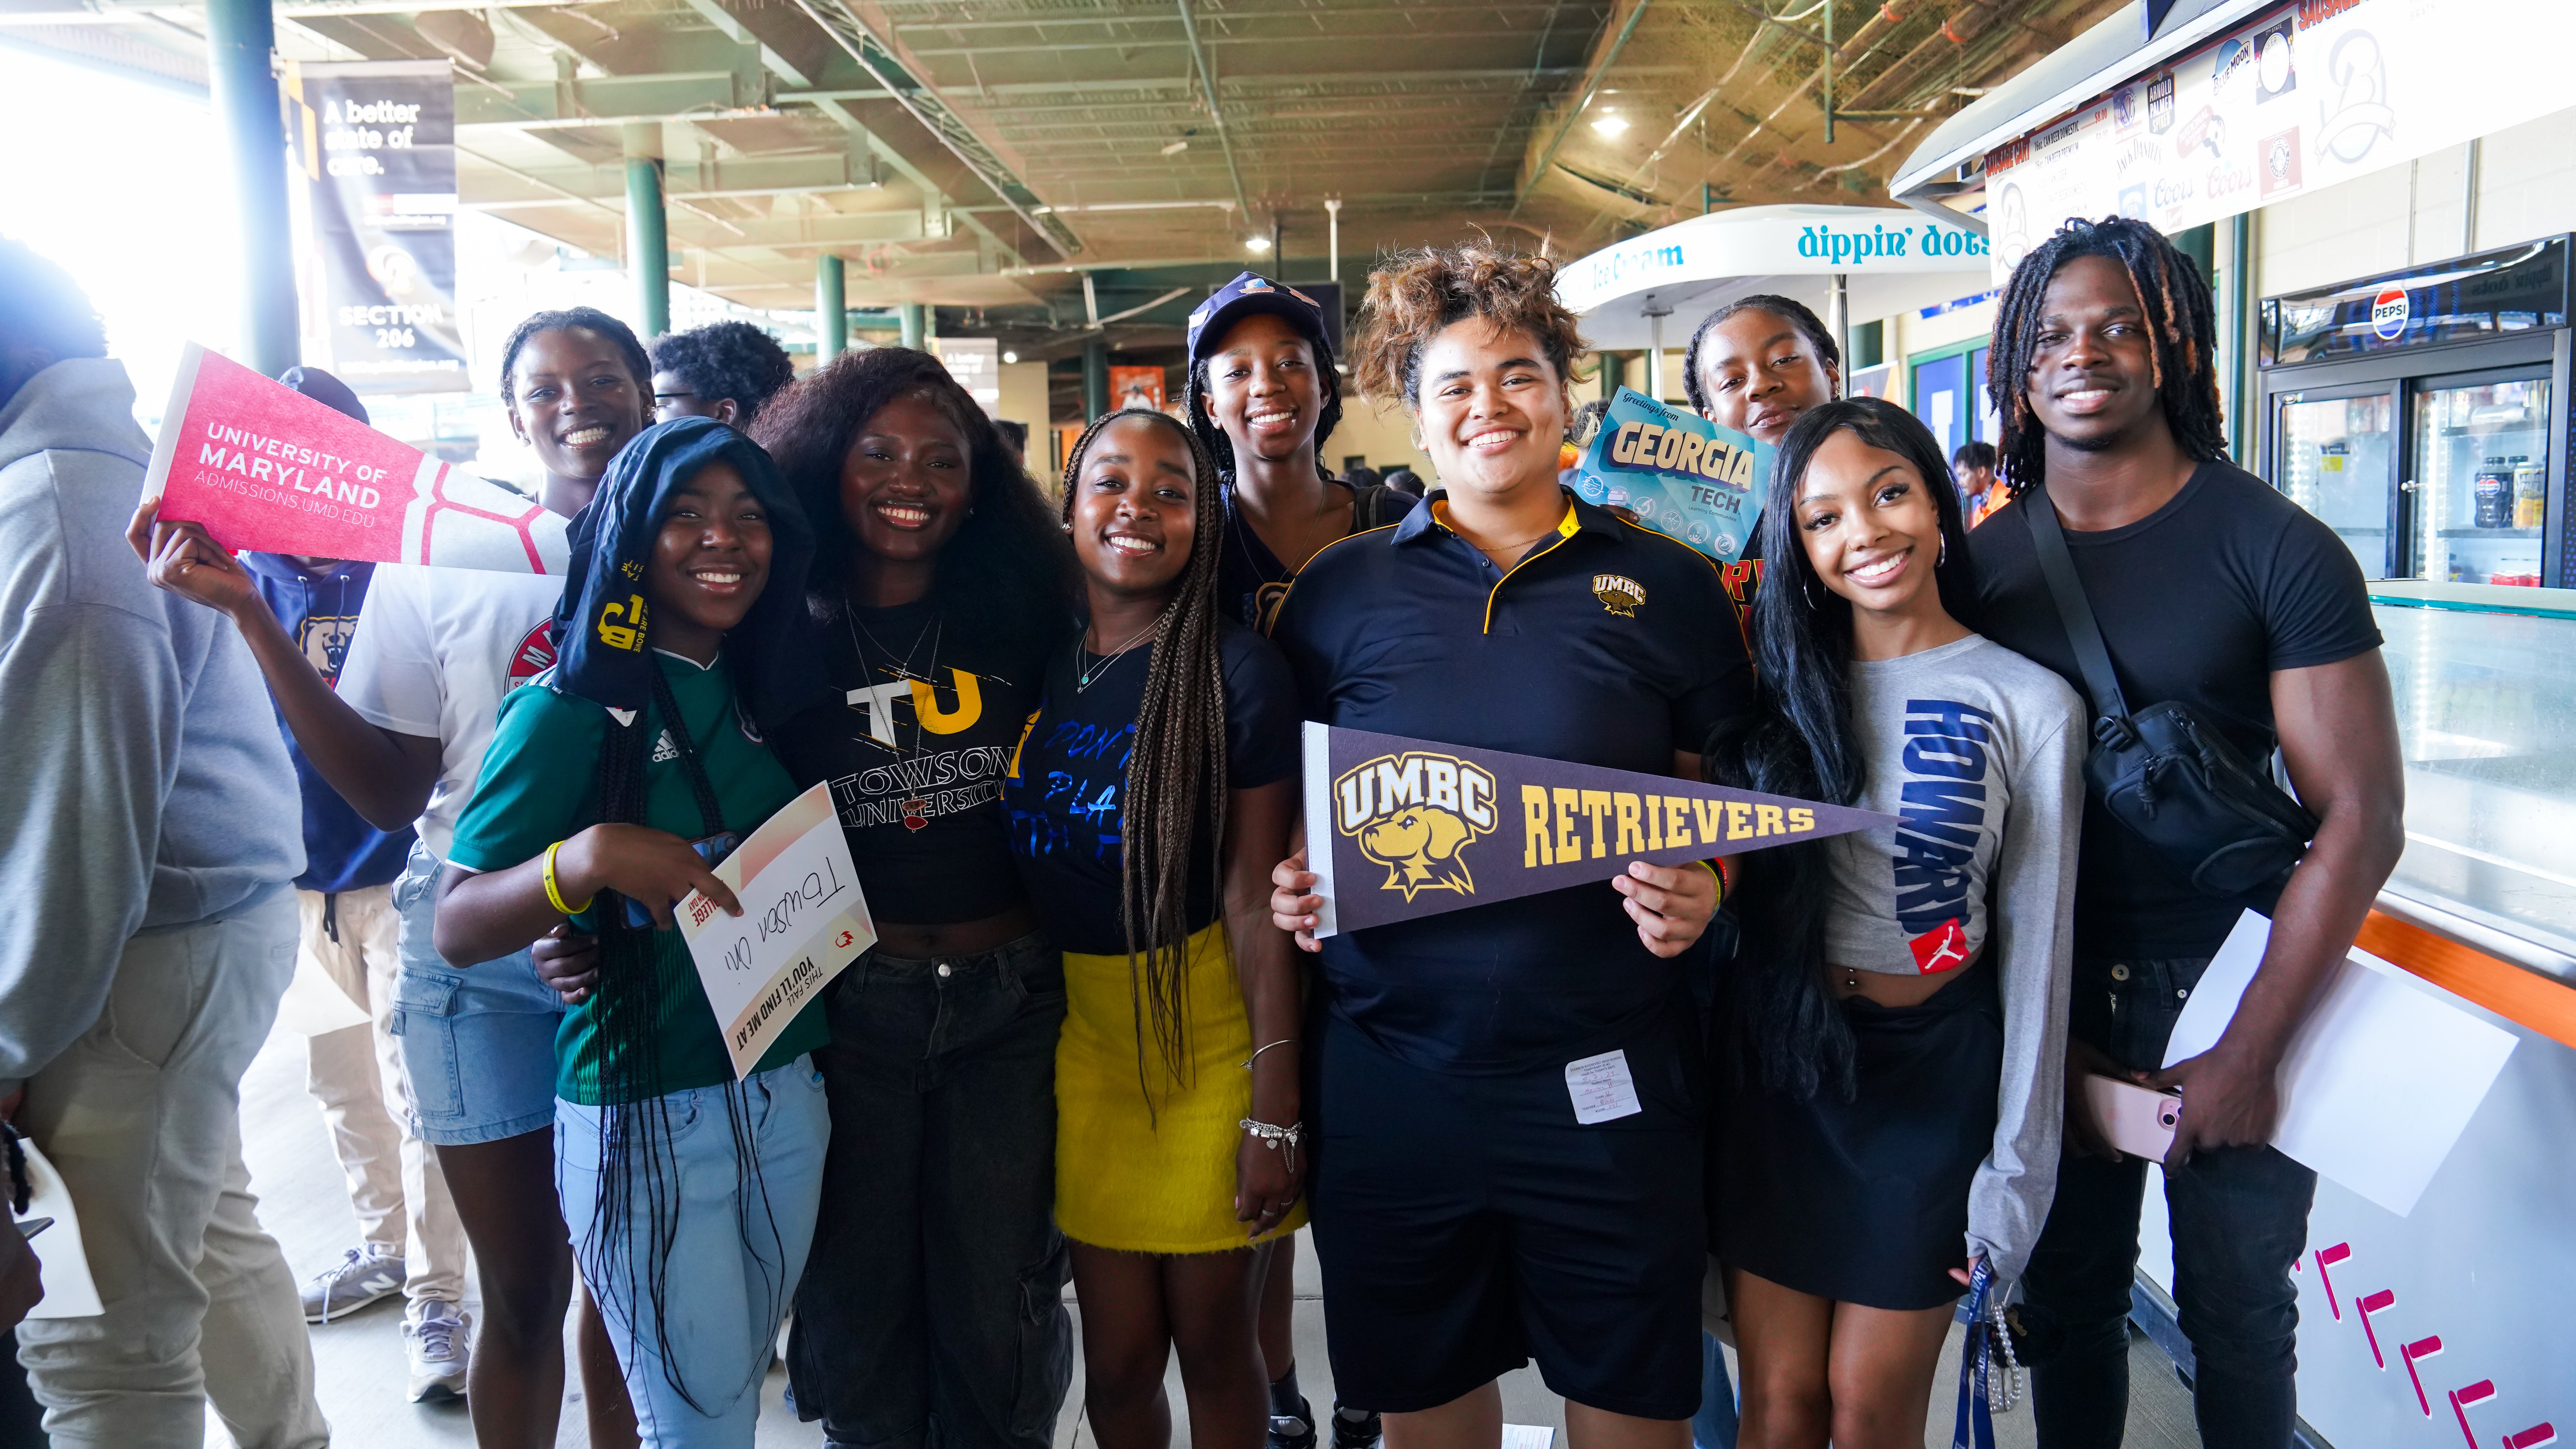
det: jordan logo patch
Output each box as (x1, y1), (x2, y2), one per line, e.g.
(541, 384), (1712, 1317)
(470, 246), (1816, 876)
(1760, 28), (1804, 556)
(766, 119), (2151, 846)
(1909, 918), (1970, 974)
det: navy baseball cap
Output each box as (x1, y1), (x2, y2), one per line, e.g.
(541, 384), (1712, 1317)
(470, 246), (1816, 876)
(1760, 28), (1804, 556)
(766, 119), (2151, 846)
(1187, 272), (1336, 369)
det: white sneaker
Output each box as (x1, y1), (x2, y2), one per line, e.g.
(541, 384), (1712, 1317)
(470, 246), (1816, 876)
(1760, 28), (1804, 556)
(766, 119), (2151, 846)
(404, 1297), (471, 1403)
(300, 1245), (406, 1323)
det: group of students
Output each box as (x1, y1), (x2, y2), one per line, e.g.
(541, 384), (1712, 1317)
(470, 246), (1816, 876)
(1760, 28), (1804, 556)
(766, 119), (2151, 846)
(71, 209), (2401, 1449)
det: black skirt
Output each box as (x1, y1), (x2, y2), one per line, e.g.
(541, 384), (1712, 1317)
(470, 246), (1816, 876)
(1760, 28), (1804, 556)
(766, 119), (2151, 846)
(1709, 962), (2001, 1311)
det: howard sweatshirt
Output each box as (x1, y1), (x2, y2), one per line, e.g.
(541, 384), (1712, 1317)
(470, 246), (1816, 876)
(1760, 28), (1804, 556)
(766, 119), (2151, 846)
(0, 357), (303, 1093)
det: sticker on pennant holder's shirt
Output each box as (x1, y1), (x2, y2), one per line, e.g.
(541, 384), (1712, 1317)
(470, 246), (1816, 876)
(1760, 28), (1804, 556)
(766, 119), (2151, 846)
(1565, 1049), (1644, 1124)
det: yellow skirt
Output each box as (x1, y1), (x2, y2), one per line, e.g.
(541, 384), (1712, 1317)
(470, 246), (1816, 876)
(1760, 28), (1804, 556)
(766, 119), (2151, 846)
(1055, 921), (1308, 1255)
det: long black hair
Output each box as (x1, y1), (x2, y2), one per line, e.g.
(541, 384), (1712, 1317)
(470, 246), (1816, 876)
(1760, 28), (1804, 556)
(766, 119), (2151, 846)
(1703, 396), (1976, 1100)
(1988, 215), (2228, 494)
(1058, 408), (1230, 1105)
(1681, 294), (1840, 417)
(753, 346), (1077, 643)
(551, 419), (815, 1411)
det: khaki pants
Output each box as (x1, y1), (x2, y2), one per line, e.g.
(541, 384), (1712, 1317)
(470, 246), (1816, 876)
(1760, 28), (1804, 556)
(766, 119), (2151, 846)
(17, 893), (327, 1449)
(299, 884), (466, 1302)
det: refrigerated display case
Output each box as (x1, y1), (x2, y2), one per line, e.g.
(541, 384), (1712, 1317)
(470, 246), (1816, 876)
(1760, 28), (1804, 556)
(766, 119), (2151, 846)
(2259, 237), (2571, 590)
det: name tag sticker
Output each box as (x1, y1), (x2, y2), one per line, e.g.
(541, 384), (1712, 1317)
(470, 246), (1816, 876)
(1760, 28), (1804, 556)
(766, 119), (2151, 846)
(1565, 1049), (1644, 1125)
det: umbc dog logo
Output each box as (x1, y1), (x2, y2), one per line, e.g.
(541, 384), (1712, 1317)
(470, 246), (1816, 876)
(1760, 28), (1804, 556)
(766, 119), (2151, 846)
(1333, 752), (1499, 901)
(1592, 573), (1646, 617)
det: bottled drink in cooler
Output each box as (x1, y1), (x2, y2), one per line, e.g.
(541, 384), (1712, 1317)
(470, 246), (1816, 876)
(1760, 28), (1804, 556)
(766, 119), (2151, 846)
(2514, 460), (2546, 528)
(2474, 457), (2512, 528)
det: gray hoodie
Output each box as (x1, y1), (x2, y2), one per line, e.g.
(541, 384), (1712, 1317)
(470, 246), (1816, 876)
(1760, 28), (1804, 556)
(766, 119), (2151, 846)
(0, 357), (302, 1092)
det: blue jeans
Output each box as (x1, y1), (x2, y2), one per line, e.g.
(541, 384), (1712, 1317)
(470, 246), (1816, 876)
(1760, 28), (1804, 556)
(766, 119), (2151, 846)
(557, 1058), (829, 1448)
(786, 934), (1072, 1449)
(388, 840), (564, 1145)
(2015, 955), (2317, 1449)
(1694, 1333), (1738, 1449)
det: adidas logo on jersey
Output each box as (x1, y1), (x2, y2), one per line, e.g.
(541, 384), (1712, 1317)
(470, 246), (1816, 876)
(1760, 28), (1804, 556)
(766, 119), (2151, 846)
(651, 731), (679, 763)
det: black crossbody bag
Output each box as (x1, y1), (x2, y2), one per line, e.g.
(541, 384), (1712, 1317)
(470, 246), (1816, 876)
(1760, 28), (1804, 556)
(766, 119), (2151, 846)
(2023, 486), (2318, 898)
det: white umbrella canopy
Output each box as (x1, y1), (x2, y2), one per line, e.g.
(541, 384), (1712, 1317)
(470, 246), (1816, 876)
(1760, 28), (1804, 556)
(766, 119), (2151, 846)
(1559, 203), (1995, 354)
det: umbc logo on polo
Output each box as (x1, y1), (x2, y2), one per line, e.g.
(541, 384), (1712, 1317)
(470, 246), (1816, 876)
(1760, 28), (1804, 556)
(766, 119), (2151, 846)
(1592, 573), (1645, 617)
(1334, 753), (1498, 900)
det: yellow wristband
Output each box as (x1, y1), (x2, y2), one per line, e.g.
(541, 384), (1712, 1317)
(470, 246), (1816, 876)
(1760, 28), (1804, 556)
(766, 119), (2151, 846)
(543, 840), (594, 916)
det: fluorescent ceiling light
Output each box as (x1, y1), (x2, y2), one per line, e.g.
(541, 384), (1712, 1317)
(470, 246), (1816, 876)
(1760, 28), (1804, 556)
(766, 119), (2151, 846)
(1161, 139), (1189, 156)
(1246, 236), (1271, 253)
(1592, 113), (1630, 137)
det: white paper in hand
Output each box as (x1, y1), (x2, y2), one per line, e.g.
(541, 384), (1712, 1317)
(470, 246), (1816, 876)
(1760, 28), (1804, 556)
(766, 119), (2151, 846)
(2164, 910), (2518, 1216)
(1565, 1049), (1644, 1124)
(674, 782), (876, 1078)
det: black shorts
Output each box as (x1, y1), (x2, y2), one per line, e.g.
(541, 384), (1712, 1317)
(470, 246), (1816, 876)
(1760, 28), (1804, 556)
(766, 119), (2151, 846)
(1306, 1003), (1706, 1420)
(1710, 962), (2001, 1310)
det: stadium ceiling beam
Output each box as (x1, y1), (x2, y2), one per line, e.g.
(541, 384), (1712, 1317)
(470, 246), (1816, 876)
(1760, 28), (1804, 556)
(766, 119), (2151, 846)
(778, 0), (1080, 258)
(674, 0), (1031, 270)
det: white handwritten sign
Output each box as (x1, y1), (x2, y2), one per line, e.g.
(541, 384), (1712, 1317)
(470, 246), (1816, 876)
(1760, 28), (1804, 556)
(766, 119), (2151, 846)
(675, 781), (875, 1078)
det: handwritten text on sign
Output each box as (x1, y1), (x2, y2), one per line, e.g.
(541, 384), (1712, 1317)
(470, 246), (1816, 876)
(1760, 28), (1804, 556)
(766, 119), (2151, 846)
(674, 782), (876, 1078)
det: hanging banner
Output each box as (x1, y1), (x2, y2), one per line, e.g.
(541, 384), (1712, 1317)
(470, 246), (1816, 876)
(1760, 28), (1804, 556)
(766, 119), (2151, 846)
(1299, 723), (1890, 937)
(1570, 386), (1773, 563)
(1108, 365), (1167, 413)
(931, 337), (1001, 417)
(142, 343), (571, 573)
(1984, 0), (2576, 283)
(284, 59), (468, 393)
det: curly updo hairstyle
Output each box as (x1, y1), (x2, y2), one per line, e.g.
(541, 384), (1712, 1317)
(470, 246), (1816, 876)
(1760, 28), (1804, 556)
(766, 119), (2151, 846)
(1348, 243), (1590, 408)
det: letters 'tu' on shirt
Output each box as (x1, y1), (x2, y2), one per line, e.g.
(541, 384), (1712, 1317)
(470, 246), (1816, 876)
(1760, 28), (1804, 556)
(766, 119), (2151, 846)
(1267, 489), (1755, 1074)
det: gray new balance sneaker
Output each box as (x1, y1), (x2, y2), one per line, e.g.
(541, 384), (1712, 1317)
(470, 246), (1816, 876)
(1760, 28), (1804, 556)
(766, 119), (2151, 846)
(300, 1245), (406, 1324)
(405, 1297), (471, 1403)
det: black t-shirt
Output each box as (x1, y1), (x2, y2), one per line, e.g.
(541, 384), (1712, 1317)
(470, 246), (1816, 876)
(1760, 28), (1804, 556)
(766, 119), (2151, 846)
(1003, 618), (1302, 956)
(1269, 492), (1756, 1072)
(1217, 480), (1409, 632)
(769, 597), (1043, 924)
(1970, 460), (2383, 957)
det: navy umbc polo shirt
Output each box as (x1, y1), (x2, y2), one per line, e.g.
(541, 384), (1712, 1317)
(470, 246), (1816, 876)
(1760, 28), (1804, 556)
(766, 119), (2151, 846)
(1268, 489), (1754, 1073)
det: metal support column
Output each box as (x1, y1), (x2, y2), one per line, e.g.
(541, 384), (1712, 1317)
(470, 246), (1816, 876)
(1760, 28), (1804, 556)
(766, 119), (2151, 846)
(900, 303), (926, 351)
(205, 0), (298, 375)
(625, 150), (669, 339)
(816, 255), (846, 363)
(1642, 296), (1672, 402)
(1082, 338), (1109, 421)
(1825, 273), (1850, 385)
(1326, 196), (1341, 282)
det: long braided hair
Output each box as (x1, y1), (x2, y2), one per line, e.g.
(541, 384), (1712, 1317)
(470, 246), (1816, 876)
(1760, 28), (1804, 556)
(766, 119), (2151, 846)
(1987, 216), (2229, 494)
(1058, 408), (1231, 1101)
(554, 422), (814, 1413)
(1703, 398), (1978, 1101)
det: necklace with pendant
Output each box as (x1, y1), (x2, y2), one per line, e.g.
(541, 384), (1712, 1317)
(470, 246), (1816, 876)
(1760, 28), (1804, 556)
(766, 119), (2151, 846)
(1075, 620), (1157, 692)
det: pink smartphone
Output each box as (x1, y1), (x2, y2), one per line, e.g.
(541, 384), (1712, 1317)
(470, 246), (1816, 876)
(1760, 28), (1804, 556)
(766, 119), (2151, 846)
(2081, 1074), (2182, 1163)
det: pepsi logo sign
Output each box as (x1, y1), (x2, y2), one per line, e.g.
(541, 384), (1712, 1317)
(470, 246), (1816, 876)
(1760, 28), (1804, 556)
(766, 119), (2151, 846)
(2370, 287), (2409, 341)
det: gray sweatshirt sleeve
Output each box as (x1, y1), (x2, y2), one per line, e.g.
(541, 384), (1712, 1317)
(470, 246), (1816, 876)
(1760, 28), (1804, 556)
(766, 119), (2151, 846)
(1965, 710), (2083, 1297)
(0, 599), (176, 1092)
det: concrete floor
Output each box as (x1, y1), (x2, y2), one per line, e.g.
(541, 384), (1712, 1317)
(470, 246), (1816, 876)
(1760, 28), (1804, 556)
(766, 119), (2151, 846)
(222, 1020), (2201, 1449)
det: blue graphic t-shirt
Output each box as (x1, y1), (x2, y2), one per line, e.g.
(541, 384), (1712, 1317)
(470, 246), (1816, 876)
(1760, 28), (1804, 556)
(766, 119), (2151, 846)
(1003, 616), (1302, 956)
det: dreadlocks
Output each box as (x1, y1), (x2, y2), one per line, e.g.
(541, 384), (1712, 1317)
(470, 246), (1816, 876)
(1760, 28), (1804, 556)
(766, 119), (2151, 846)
(1058, 408), (1231, 1099)
(1988, 216), (2229, 493)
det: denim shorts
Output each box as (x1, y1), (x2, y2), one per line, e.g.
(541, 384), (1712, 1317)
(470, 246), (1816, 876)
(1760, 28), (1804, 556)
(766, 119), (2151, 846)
(386, 840), (566, 1146)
